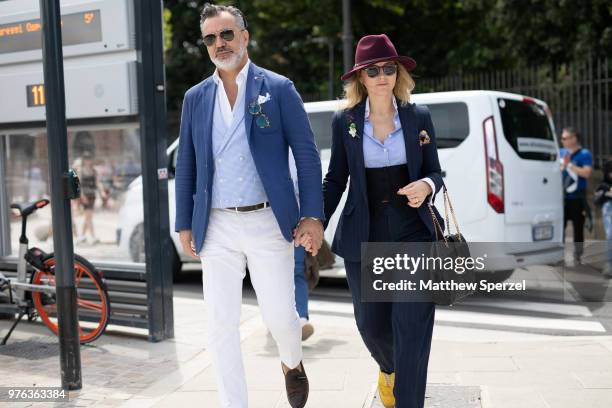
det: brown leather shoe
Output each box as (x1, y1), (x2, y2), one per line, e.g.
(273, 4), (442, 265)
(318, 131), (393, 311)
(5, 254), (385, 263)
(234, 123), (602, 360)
(283, 361), (309, 408)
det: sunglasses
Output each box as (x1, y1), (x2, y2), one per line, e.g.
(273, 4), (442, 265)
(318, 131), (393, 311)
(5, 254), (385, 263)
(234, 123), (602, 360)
(248, 101), (271, 128)
(364, 63), (397, 78)
(203, 29), (241, 47)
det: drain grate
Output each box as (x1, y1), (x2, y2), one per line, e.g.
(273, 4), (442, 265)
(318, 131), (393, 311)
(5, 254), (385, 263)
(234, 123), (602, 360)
(0, 336), (59, 360)
(371, 384), (482, 408)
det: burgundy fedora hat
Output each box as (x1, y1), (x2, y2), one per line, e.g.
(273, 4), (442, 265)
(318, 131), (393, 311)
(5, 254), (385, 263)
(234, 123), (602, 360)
(341, 34), (416, 81)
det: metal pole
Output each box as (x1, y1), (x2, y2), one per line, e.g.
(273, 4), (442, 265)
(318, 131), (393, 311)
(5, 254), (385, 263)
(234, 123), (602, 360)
(39, 0), (82, 390)
(0, 136), (10, 256)
(135, 0), (174, 341)
(342, 0), (354, 74)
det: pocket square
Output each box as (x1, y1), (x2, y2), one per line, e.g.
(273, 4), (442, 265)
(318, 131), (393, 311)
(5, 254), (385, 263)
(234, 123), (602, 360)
(257, 92), (271, 105)
(419, 129), (431, 146)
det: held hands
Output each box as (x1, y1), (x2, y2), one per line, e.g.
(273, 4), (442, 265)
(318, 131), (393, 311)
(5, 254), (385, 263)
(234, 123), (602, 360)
(293, 218), (324, 256)
(397, 180), (432, 208)
(179, 230), (199, 260)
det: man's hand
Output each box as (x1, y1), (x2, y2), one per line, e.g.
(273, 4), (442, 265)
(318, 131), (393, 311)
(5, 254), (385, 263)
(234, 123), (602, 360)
(179, 230), (199, 259)
(397, 180), (432, 208)
(294, 218), (323, 256)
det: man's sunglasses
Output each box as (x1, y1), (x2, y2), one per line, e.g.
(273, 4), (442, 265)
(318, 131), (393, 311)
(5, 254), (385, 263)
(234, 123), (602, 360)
(203, 29), (241, 47)
(364, 63), (398, 78)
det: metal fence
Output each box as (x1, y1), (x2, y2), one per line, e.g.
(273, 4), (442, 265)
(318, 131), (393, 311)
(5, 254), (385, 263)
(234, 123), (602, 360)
(417, 57), (612, 168)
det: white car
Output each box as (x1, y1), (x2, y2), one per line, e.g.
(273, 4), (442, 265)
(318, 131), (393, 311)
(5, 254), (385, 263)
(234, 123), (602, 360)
(118, 90), (564, 280)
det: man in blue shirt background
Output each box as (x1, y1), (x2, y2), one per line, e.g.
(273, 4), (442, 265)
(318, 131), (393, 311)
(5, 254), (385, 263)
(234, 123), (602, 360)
(560, 127), (593, 263)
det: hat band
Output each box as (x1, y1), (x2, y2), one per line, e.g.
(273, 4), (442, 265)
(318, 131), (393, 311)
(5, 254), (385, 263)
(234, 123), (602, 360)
(353, 56), (398, 68)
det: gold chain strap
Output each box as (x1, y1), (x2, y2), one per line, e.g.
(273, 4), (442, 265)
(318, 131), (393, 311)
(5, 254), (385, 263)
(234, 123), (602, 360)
(429, 186), (464, 244)
(427, 203), (448, 245)
(443, 188), (464, 242)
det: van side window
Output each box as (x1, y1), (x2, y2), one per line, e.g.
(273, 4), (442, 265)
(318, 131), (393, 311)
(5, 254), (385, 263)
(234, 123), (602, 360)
(307, 111), (334, 151)
(422, 102), (470, 148)
(498, 98), (556, 161)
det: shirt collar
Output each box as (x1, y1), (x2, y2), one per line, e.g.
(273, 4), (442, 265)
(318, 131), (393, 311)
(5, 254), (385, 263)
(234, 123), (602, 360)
(365, 96), (398, 119)
(212, 59), (251, 86)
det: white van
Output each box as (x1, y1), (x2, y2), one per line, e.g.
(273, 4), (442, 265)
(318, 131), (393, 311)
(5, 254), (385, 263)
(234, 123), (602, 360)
(118, 90), (564, 280)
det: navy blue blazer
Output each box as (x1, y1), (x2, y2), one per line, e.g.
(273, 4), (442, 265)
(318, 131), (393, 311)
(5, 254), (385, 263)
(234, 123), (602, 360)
(322, 99), (445, 262)
(174, 63), (324, 254)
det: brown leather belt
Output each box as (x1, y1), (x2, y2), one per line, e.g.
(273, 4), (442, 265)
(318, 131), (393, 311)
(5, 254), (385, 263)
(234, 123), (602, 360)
(225, 202), (270, 212)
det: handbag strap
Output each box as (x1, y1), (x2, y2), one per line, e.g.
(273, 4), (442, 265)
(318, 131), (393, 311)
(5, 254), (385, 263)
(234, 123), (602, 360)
(442, 185), (464, 242)
(427, 203), (448, 244)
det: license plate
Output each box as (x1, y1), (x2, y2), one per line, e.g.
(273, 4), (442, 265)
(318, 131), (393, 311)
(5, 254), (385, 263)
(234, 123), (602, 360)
(533, 224), (553, 241)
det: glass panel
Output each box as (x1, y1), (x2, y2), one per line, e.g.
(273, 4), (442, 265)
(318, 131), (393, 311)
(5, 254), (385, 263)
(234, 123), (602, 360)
(423, 102), (470, 149)
(498, 98), (556, 161)
(308, 111), (334, 151)
(1, 124), (143, 264)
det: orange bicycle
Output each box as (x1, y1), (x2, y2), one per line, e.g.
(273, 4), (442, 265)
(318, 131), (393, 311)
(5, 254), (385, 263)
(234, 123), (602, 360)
(0, 199), (110, 345)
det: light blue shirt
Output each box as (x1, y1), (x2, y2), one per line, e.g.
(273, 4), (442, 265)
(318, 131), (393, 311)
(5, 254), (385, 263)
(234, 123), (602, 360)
(210, 61), (268, 208)
(362, 97), (436, 202)
(363, 97), (406, 168)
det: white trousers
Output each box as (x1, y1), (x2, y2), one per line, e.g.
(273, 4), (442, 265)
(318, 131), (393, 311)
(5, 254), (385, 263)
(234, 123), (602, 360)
(199, 208), (302, 408)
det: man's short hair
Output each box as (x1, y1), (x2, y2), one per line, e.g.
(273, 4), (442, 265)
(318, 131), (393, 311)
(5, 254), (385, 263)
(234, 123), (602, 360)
(563, 126), (581, 143)
(200, 3), (247, 30)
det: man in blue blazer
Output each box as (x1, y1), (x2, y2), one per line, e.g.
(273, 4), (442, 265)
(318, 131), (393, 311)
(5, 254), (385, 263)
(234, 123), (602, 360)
(174, 4), (323, 408)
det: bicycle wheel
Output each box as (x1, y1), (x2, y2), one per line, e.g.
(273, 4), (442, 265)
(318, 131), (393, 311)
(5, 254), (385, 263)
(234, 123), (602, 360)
(32, 254), (111, 344)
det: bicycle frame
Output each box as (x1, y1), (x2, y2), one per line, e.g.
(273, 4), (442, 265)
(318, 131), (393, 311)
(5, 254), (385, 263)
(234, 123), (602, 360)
(4, 214), (56, 308)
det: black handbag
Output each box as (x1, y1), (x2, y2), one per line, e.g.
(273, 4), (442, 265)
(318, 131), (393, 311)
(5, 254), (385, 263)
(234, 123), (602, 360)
(426, 185), (474, 306)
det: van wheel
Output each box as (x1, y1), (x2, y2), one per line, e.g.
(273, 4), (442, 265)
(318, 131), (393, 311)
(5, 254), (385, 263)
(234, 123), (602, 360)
(478, 269), (515, 284)
(129, 223), (146, 263)
(130, 224), (182, 280)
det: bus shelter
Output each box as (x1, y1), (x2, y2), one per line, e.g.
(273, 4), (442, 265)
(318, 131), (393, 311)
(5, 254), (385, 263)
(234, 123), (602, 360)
(0, 0), (173, 341)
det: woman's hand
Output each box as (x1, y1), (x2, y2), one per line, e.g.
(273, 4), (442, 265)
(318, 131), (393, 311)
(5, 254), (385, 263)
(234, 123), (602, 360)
(397, 180), (432, 208)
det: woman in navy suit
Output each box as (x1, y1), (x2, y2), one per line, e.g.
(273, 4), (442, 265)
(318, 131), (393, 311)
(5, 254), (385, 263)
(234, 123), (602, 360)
(322, 34), (444, 408)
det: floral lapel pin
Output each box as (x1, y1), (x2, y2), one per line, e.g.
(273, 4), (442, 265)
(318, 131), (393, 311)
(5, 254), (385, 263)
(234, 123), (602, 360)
(349, 122), (358, 138)
(346, 113), (359, 138)
(419, 129), (431, 146)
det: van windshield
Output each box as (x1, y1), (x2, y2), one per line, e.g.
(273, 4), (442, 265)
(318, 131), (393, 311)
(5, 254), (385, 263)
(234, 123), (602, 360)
(423, 102), (470, 148)
(498, 98), (557, 161)
(308, 111), (334, 150)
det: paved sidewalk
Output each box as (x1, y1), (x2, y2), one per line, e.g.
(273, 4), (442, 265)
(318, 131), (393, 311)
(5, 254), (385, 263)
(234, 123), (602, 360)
(1, 291), (612, 407)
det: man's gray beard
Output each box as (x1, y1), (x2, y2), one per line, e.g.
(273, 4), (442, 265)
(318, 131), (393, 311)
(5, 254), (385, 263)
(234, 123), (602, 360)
(212, 43), (246, 71)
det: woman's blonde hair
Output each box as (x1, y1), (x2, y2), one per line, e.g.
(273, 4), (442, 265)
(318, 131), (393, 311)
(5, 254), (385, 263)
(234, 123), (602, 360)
(342, 63), (415, 109)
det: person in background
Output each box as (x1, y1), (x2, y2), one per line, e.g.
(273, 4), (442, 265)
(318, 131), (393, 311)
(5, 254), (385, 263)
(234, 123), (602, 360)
(294, 246), (315, 340)
(560, 127), (593, 264)
(76, 150), (107, 245)
(594, 159), (612, 278)
(289, 153), (315, 341)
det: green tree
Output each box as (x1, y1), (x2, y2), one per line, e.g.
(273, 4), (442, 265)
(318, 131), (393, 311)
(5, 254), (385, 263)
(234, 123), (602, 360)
(162, 0), (611, 112)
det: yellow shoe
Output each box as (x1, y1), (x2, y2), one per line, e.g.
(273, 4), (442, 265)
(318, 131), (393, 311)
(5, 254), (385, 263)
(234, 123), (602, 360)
(377, 370), (395, 408)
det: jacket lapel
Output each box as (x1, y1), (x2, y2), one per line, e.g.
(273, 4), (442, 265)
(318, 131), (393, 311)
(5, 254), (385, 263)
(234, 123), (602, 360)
(347, 100), (368, 204)
(244, 63), (265, 141)
(199, 80), (217, 168)
(398, 102), (420, 181)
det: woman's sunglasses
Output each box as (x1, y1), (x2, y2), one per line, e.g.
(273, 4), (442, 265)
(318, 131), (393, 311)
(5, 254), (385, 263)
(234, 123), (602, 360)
(364, 63), (398, 78)
(203, 29), (239, 47)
